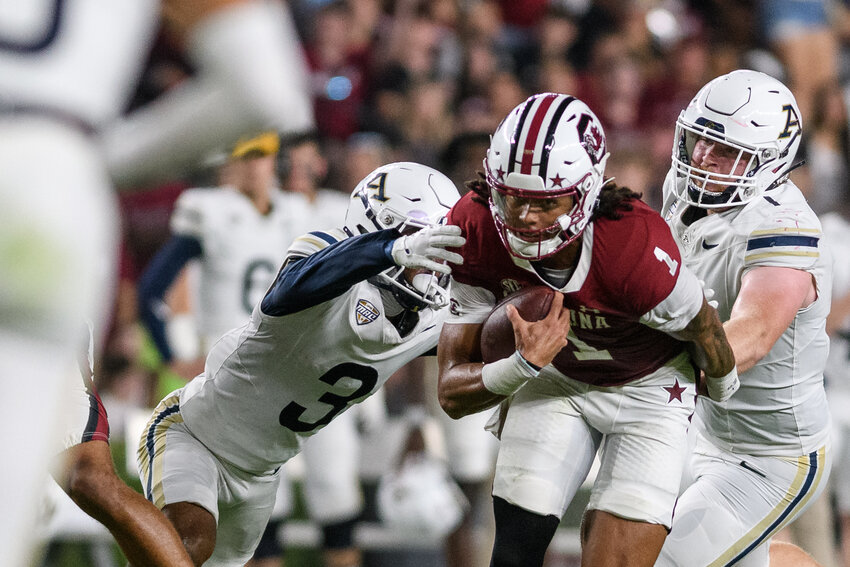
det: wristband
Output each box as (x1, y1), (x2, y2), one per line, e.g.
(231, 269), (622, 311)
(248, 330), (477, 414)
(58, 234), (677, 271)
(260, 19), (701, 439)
(482, 350), (541, 396)
(705, 366), (740, 403)
(515, 350), (542, 374)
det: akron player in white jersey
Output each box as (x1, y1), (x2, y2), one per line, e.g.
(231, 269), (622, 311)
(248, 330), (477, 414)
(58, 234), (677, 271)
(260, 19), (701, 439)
(139, 131), (379, 567)
(137, 163), (465, 566)
(657, 70), (832, 567)
(0, 0), (313, 565)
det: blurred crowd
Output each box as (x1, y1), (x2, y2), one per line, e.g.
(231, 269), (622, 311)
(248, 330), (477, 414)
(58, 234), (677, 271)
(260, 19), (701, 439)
(88, 0), (850, 565)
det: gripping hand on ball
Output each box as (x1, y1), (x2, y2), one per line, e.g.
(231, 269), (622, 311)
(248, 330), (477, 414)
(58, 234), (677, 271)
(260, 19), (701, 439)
(506, 292), (570, 369)
(391, 225), (465, 274)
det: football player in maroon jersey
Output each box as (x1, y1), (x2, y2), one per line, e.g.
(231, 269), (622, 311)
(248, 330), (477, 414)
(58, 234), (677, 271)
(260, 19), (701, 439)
(436, 93), (737, 567)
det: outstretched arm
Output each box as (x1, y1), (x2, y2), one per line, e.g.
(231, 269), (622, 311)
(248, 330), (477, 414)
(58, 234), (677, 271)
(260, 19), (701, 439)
(104, 0), (314, 189)
(263, 226), (464, 316)
(137, 235), (202, 363)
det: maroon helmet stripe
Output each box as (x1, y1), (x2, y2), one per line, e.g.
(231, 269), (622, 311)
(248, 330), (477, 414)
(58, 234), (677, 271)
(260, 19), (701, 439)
(539, 96), (574, 180)
(519, 94), (558, 174)
(507, 97), (536, 175)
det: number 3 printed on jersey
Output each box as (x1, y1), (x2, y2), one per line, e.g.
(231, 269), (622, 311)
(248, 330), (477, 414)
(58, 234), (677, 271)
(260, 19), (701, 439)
(278, 363), (378, 433)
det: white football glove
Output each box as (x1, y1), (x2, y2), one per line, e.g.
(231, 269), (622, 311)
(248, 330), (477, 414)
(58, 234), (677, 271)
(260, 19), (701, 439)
(705, 366), (740, 403)
(391, 225), (465, 274)
(699, 280), (719, 309)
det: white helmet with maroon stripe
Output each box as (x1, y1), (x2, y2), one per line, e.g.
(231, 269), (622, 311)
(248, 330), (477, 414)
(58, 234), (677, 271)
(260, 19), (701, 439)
(485, 93), (609, 260)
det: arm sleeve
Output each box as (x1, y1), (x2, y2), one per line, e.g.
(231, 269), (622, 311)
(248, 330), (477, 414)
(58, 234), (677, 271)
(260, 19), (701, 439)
(137, 235), (203, 362)
(261, 229), (399, 317)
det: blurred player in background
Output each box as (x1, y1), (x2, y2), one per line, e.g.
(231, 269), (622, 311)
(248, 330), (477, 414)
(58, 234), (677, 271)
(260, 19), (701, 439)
(137, 131), (307, 369)
(437, 93), (737, 567)
(657, 70), (832, 567)
(137, 163), (465, 566)
(0, 0), (313, 563)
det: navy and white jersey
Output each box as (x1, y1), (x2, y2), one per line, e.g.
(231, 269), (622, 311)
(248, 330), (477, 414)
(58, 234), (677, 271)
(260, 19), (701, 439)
(137, 186), (312, 360)
(178, 228), (445, 474)
(662, 172), (832, 456)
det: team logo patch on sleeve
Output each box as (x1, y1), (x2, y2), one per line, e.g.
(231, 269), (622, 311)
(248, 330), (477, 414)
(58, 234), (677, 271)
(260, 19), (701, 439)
(355, 299), (380, 325)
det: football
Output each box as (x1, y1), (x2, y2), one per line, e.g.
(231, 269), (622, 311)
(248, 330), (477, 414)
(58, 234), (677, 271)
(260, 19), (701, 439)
(480, 286), (556, 363)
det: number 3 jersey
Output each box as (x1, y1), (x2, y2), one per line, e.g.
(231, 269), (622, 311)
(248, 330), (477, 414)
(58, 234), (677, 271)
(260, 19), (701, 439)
(447, 192), (705, 386)
(661, 174), (832, 456)
(178, 228), (444, 474)
(170, 186), (310, 348)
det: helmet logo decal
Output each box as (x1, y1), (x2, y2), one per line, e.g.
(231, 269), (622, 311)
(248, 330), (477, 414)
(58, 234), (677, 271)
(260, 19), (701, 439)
(368, 172), (390, 202)
(578, 113), (606, 165)
(695, 117), (725, 134)
(779, 104), (800, 139)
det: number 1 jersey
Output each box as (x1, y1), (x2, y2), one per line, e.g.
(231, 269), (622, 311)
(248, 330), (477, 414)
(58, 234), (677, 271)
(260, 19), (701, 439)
(447, 192), (705, 386)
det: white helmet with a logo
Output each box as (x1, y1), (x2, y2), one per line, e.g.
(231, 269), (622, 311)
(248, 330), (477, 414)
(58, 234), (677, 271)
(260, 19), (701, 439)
(485, 93), (609, 260)
(671, 69), (803, 208)
(344, 162), (461, 309)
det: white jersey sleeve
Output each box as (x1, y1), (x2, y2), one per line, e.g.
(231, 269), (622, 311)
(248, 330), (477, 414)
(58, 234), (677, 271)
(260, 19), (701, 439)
(446, 280), (497, 325)
(742, 207), (823, 274)
(285, 228), (349, 261)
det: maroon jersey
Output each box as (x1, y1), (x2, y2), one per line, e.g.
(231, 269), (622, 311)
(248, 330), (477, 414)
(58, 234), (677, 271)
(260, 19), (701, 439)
(448, 192), (689, 386)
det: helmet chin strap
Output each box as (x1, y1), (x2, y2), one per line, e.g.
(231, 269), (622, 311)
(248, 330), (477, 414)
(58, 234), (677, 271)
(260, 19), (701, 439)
(687, 181), (737, 206)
